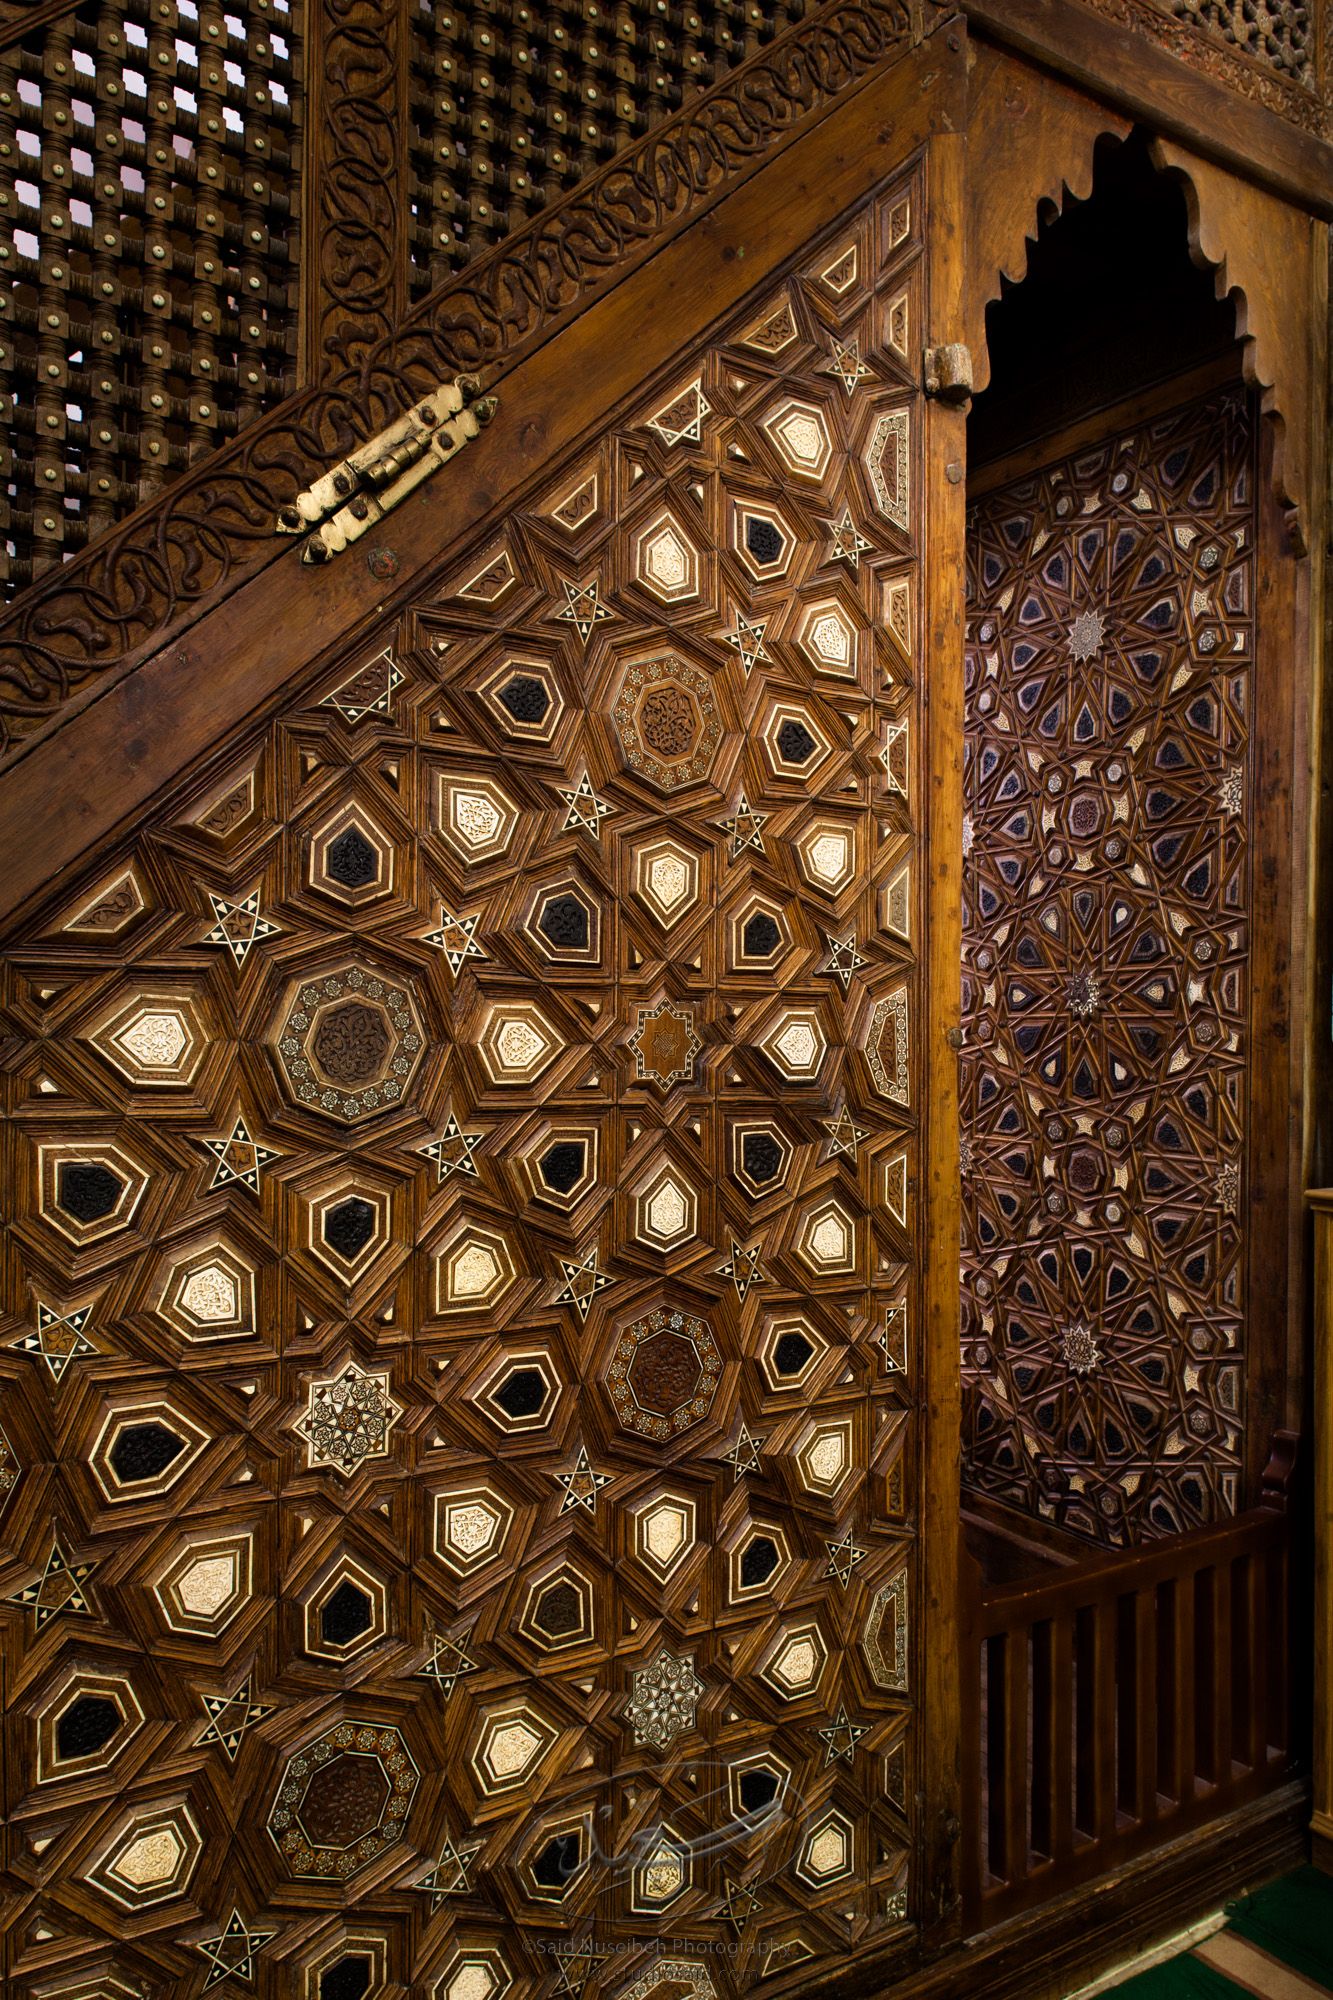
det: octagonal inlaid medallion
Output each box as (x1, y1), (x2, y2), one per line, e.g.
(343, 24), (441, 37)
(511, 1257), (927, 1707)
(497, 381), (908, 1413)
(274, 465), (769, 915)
(607, 1307), (722, 1442)
(271, 961), (427, 1123)
(612, 653), (722, 792)
(268, 1721), (418, 1880)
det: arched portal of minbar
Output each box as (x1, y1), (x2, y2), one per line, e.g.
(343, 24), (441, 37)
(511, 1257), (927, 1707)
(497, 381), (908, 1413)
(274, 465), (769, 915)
(964, 37), (1318, 549)
(959, 109), (1279, 1549)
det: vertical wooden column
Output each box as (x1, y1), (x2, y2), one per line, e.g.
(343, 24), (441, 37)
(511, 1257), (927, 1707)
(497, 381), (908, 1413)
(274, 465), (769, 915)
(1310, 1191), (1333, 1873)
(921, 60), (969, 1948)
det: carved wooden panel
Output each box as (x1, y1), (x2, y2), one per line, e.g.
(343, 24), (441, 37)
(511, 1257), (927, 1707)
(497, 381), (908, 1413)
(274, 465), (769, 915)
(1067, 0), (1326, 131)
(961, 388), (1255, 1545)
(0, 166), (927, 1996)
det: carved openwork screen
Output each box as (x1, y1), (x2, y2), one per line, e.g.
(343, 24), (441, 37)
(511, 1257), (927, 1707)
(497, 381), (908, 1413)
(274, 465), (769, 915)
(0, 129), (945, 1988)
(403, 0), (825, 296)
(0, 0), (831, 605)
(0, 0), (303, 599)
(961, 388), (1255, 1545)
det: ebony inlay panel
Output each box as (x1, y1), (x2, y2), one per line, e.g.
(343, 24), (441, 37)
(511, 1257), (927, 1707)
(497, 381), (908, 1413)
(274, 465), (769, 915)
(0, 171), (924, 1995)
(961, 389), (1255, 1545)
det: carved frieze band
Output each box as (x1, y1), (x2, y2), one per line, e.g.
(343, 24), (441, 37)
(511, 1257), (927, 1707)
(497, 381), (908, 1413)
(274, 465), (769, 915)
(0, 0), (930, 751)
(1072, 0), (1324, 132)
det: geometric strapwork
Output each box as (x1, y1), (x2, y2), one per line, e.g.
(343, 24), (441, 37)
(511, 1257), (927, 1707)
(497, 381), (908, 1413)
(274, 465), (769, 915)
(961, 388), (1254, 1546)
(0, 161), (927, 1992)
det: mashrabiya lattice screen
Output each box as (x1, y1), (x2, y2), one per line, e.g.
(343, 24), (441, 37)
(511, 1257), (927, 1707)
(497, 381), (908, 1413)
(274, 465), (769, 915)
(0, 0), (833, 605)
(0, 0), (303, 601)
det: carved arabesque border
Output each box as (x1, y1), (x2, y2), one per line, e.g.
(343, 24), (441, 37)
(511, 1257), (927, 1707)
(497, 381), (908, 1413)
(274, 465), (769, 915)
(0, 0), (931, 753)
(1070, 0), (1326, 134)
(302, 0), (407, 380)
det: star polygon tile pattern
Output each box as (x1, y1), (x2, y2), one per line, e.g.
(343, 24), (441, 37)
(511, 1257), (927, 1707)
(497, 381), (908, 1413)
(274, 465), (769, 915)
(0, 167), (927, 1994)
(960, 389), (1255, 1545)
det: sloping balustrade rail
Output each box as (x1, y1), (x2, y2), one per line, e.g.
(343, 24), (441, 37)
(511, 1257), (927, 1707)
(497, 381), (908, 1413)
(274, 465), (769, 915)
(962, 1493), (1296, 1932)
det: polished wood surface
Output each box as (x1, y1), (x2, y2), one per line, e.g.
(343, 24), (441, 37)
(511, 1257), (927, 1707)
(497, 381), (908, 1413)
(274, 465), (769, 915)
(0, 27), (969, 1998)
(963, 0), (1333, 219)
(1308, 1193), (1333, 1875)
(962, 1478), (1298, 1931)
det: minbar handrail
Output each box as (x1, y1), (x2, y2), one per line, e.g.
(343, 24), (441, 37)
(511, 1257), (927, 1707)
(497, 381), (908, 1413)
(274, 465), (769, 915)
(962, 1471), (1297, 1934)
(975, 1500), (1288, 1630)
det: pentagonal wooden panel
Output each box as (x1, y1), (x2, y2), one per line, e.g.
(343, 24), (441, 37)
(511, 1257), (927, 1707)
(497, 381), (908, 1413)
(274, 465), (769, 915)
(0, 168), (930, 1996)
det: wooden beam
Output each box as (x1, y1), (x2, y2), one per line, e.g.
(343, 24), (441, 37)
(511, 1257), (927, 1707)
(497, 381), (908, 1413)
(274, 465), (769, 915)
(962, 0), (1333, 221)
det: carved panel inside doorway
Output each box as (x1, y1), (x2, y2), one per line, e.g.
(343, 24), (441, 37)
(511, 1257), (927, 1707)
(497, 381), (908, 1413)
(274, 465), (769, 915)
(961, 389), (1254, 1545)
(0, 173), (925, 1994)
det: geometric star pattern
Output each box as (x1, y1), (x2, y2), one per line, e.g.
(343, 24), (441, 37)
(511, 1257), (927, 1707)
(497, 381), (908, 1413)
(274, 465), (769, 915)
(826, 502), (872, 568)
(559, 769), (614, 838)
(201, 887), (281, 964)
(550, 1942), (612, 1998)
(554, 1247), (614, 1321)
(823, 1104), (868, 1162)
(424, 904), (486, 973)
(821, 334), (870, 395)
(293, 1362), (402, 1474)
(722, 1420), (766, 1481)
(416, 1627), (479, 1699)
(962, 390), (1255, 1545)
(9, 1301), (99, 1382)
(555, 1444), (612, 1515)
(197, 1677), (275, 1761)
(715, 1875), (764, 1935)
(717, 790), (769, 858)
(821, 926), (867, 992)
(202, 1113), (278, 1194)
(415, 1834), (485, 1909)
(195, 1907), (276, 1989)
(418, 1115), (483, 1181)
(0, 155), (927, 1991)
(555, 576), (614, 642)
(825, 1530), (867, 1586)
(816, 1703), (869, 1763)
(717, 1238), (765, 1302)
(719, 609), (772, 674)
(5, 1533), (97, 1629)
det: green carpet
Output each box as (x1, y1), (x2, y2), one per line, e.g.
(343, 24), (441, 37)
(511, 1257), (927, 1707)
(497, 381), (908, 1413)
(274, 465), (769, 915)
(1096, 1867), (1333, 1997)
(1100, 1957), (1249, 1998)
(1226, 1868), (1333, 1989)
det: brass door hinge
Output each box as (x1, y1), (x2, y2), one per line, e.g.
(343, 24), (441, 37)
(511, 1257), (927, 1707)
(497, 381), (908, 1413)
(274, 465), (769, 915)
(275, 375), (497, 563)
(923, 342), (973, 406)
